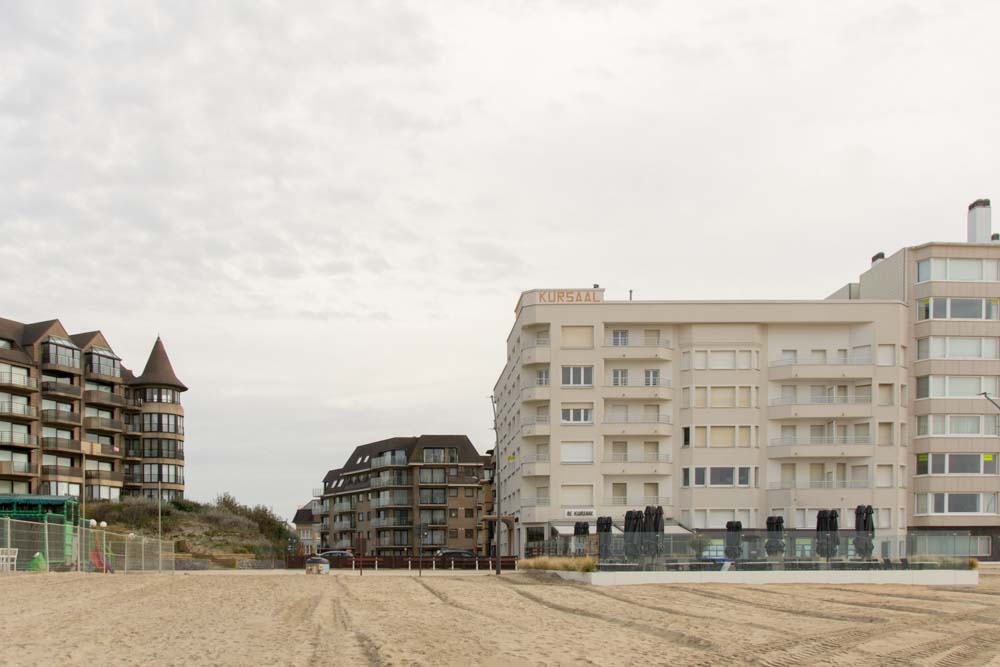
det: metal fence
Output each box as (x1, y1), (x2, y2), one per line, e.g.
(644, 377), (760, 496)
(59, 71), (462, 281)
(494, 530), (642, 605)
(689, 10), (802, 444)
(526, 529), (987, 571)
(0, 517), (174, 574)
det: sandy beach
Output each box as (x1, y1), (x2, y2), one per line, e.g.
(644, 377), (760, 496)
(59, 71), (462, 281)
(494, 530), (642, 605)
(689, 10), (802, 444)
(3, 569), (1000, 666)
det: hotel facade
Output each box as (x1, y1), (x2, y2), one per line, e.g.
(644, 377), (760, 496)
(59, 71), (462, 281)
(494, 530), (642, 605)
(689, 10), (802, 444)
(494, 200), (1000, 558)
(0, 317), (187, 502)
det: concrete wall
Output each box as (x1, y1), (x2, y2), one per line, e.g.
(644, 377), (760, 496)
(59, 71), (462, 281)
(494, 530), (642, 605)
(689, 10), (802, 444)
(553, 568), (979, 586)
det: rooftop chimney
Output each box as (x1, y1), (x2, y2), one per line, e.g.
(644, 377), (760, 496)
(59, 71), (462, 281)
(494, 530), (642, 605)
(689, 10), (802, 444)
(871, 251), (885, 265)
(968, 199), (992, 243)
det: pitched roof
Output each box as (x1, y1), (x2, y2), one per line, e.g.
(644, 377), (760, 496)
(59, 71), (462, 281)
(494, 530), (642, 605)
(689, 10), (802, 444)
(21, 319), (64, 344)
(292, 506), (315, 525)
(337, 435), (483, 474)
(133, 337), (187, 391)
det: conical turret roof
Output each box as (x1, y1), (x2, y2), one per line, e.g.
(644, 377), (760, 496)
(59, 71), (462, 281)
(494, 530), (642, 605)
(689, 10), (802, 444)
(134, 337), (187, 391)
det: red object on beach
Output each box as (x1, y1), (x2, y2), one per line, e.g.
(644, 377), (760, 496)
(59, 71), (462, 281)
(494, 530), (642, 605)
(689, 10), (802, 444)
(90, 546), (113, 573)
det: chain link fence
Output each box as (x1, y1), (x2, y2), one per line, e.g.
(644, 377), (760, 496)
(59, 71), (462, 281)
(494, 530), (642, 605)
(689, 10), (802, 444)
(0, 517), (174, 573)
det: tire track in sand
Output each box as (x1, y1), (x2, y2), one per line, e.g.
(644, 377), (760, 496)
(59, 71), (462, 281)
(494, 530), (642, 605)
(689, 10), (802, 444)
(330, 576), (386, 666)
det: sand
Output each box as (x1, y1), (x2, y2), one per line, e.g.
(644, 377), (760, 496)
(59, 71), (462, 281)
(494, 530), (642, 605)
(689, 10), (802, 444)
(4, 568), (1000, 666)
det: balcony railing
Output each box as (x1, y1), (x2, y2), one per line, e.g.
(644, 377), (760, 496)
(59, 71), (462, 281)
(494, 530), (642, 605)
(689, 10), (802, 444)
(602, 452), (672, 463)
(768, 479), (870, 490)
(523, 414), (550, 425)
(604, 337), (671, 347)
(522, 379), (551, 389)
(41, 437), (82, 452)
(602, 415), (672, 425)
(333, 521), (356, 531)
(768, 436), (873, 446)
(605, 378), (672, 388)
(41, 465), (82, 477)
(87, 469), (124, 482)
(84, 390), (124, 407)
(333, 539), (353, 550)
(41, 380), (80, 397)
(84, 417), (123, 431)
(312, 487), (323, 497)
(371, 475), (411, 488)
(332, 502), (356, 513)
(370, 453), (408, 468)
(0, 402), (35, 419)
(42, 409), (80, 424)
(768, 395), (872, 406)
(125, 398), (144, 409)
(769, 354), (872, 367)
(608, 496), (671, 506)
(0, 461), (37, 476)
(521, 496), (550, 507)
(42, 353), (80, 369)
(372, 517), (412, 528)
(124, 473), (143, 484)
(0, 432), (36, 446)
(0, 373), (36, 390)
(521, 453), (550, 463)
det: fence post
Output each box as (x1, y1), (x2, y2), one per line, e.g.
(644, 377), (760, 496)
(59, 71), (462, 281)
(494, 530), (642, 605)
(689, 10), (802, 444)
(103, 531), (108, 574)
(4, 516), (9, 550)
(141, 537), (145, 572)
(43, 515), (50, 572)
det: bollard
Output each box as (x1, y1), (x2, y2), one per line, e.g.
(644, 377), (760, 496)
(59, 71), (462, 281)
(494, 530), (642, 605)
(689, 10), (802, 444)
(515, 557), (518, 571)
(432, 558), (436, 571)
(475, 558), (479, 571)
(489, 558), (492, 571)
(451, 559), (454, 570)
(352, 558), (356, 571)
(375, 558), (379, 571)
(408, 558), (412, 571)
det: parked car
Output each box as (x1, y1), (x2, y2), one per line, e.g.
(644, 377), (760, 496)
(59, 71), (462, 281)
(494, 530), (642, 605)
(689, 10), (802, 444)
(318, 550), (353, 560)
(433, 549), (476, 559)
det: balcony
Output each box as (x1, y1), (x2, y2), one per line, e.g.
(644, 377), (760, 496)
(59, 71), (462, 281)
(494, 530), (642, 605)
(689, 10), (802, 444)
(332, 502), (356, 514)
(41, 437), (82, 453)
(125, 398), (144, 411)
(124, 421), (142, 435)
(416, 495), (447, 507)
(333, 539), (353, 550)
(87, 469), (124, 483)
(41, 380), (80, 398)
(767, 479), (870, 491)
(312, 487), (324, 497)
(521, 344), (550, 365)
(42, 409), (80, 426)
(602, 337), (672, 360)
(601, 378), (673, 401)
(124, 473), (143, 485)
(82, 441), (123, 457)
(370, 453), (408, 469)
(0, 432), (36, 447)
(601, 452), (672, 475)
(0, 402), (35, 421)
(767, 355), (874, 381)
(41, 353), (81, 374)
(372, 517), (412, 528)
(0, 461), (38, 477)
(520, 415), (550, 437)
(84, 390), (124, 408)
(767, 436), (874, 459)
(333, 520), (357, 532)
(84, 416), (123, 432)
(372, 493), (411, 508)
(606, 495), (671, 508)
(86, 362), (122, 382)
(41, 465), (83, 478)
(601, 415), (672, 436)
(767, 395), (872, 420)
(0, 373), (36, 393)
(520, 453), (550, 477)
(521, 381), (551, 402)
(371, 475), (411, 488)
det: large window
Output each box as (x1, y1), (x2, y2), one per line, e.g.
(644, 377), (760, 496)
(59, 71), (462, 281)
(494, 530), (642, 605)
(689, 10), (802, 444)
(418, 468), (446, 484)
(560, 407), (593, 423)
(915, 492), (997, 515)
(561, 366), (594, 386)
(420, 508), (446, 524)
(142, 438), (183, 459)
(421, 448), (457, 464)
(419, 488), (447, 504)
(86, 485), (121, 501)
(917, 414), (999, 437)
(916, 376), (998, 399)
(917, 337), (1000, 360)
(917, 297), (999, 321)
(144, 387), (180, 404)
(38, 481), (79, 496)
(87, 351), (121, 377)
(142, 413), (184, 434)
(916, 453), (998, 475)
(917, 258), (999, 283)
(42, 338), (80, 368)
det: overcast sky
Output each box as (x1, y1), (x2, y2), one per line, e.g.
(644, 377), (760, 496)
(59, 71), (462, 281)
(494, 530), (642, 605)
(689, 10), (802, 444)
(2, 2), (997, 521)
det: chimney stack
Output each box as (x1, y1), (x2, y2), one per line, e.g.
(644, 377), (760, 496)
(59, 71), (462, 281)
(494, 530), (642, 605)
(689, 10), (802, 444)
(968, 199), (992, 243)
(871, 252), (885, 265)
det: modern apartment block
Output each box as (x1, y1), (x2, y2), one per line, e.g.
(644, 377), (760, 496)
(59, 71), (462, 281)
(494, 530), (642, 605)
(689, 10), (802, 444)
(0, 317), (187, 503)
(494, 200), (1000, 559)
(317, 435), (493, 555)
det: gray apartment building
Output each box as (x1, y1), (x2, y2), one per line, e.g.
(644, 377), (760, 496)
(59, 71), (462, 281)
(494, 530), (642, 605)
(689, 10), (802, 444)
(493, 199), (1000, 559)
(0, 317), (187, 502)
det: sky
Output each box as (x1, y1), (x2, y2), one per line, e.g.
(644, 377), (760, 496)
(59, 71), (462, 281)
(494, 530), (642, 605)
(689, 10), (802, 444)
(2, 1), (998, 521)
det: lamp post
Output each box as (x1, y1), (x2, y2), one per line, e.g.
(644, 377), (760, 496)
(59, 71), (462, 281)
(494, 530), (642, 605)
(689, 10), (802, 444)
(981, 392), (1000, 413)
(158, 480), (162, 574)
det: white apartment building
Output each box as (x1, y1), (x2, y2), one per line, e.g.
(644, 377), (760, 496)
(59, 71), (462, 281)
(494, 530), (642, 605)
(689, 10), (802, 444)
(494, 199), (1000, 559)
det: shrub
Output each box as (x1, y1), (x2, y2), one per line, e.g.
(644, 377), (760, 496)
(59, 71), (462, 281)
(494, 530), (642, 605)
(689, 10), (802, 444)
(171, 498), (202, 513)
(519, 556), (596, 572)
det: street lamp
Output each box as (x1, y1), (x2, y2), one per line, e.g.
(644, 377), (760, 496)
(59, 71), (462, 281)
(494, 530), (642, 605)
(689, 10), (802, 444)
(489, 395), (502, 576)
(981, 392), (1000, 413)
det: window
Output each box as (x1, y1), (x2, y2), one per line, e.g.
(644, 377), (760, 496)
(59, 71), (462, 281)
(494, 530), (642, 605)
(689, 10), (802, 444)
(465, 487), (475, 497)
(561, 366), (594, 386)
(420, 489), (447, 504)
(0, 339), (10, 350)
(560, 407), (592, 423)
(464, 508), (474, 518)
(682, 427), (690, 447)
(560, 441), (594, 464)
(710, 467), (734, 486)
(465, 529), (474, 539)
(916, 376), (998, 399)
(612, 369), (628, 386)
(419, 468), (446, 484)
(709, 351), (736, 369)
(612, 330), (629, 346)
(449, 508), (459, 518)
(694, 467), (706, 486)
(536, 368), (550, 386)
(142, 413), (184, 434)
(737, 467), (750, 486)
(448, 488), (459, 497)
(917, 337), (999, 360)
(918, 297), (999, 320)
(682, 468), (690, 487)
(644, 369), (660, 386)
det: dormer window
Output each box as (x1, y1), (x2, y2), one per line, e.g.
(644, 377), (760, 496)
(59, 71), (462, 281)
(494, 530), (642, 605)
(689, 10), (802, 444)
(87, 348), (121, 378)
(0, 339), (11, 350)
(42, 337), (80, 369)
